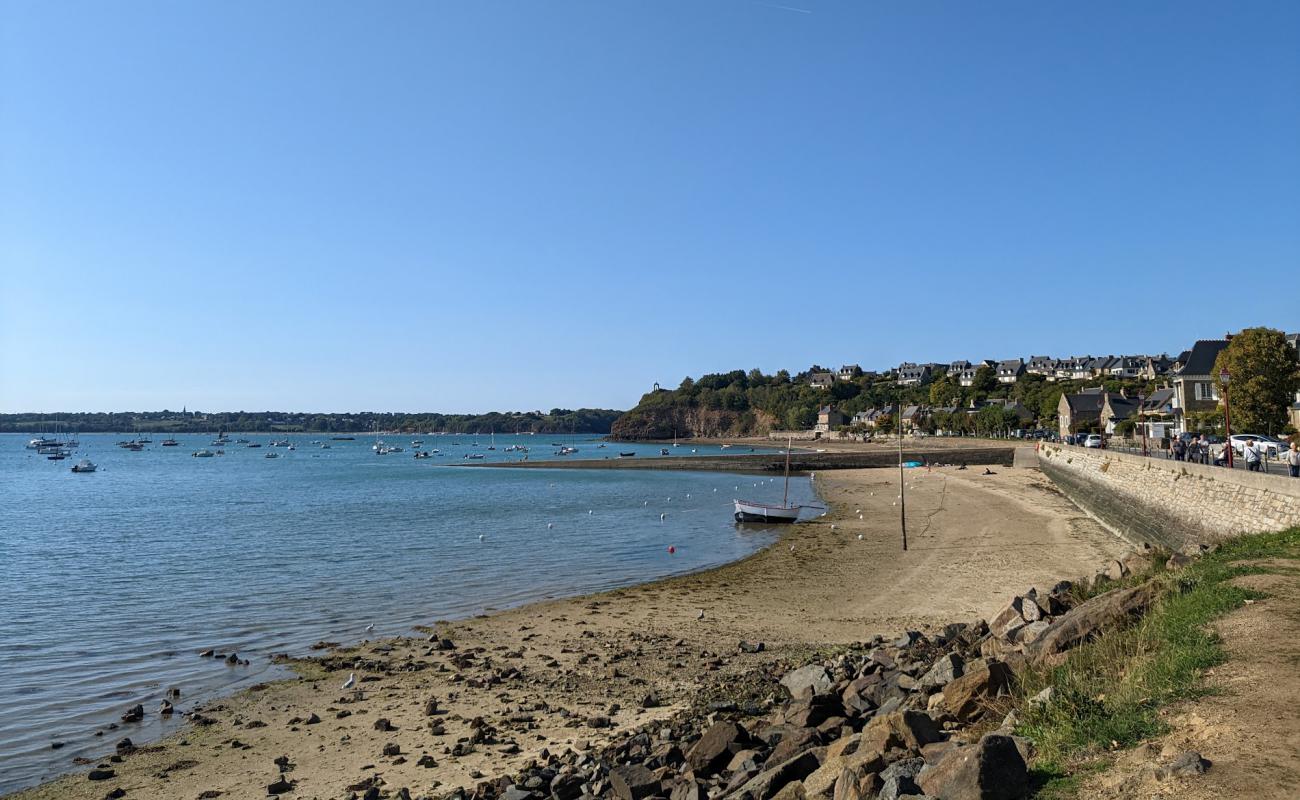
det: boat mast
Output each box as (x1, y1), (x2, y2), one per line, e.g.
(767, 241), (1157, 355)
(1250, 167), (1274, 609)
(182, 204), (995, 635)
(783, 435), (792, 507)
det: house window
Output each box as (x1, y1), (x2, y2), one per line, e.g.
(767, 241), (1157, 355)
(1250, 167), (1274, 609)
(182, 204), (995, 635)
(1194, 382), (1219, 401)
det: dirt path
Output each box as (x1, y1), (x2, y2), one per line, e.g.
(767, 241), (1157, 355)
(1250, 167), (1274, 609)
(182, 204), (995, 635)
(1084, 564), (1300, 799)
(8, 466), (1127, 800)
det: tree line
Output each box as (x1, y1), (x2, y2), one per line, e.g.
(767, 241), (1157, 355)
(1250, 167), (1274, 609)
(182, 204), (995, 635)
(0, 408), (624, 435)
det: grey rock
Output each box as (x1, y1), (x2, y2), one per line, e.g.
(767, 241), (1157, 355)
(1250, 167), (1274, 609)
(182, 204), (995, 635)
(782, 665), (834, 697)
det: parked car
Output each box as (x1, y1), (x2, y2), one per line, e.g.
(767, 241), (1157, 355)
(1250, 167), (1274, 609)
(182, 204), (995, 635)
(1229, 434), (1284, 457)
(1083, 434), (1103, 448)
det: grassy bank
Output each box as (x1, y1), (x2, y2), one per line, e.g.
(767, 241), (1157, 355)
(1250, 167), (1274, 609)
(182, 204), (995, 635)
(1008, 527), (1300, 797)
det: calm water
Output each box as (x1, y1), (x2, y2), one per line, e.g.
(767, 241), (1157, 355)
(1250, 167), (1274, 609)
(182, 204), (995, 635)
(0, 433), (812, 793)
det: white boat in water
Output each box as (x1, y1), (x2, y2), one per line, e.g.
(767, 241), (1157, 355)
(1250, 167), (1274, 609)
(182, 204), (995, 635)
(732, 499), (801, 523)
(192, 449), (215, 458)
(70, 459), (97, 473)
(733, 436), (813, 524)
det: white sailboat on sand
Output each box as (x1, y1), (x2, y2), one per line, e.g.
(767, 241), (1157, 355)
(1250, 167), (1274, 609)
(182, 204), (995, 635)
(733, 438), (810, 523)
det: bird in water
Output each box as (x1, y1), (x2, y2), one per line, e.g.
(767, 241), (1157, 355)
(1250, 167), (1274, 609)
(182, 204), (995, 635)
(342, 672), (356, 690)
(660, 513), (666, 521)
(478, 534), (485, 542)
(365, 623), (374, 634)
(547, 523), (554, 529)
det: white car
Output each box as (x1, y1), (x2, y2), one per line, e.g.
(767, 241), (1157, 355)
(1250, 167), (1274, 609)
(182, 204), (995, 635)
(1230, 434), (1283, 457)
(1083, 434), (1103, 448)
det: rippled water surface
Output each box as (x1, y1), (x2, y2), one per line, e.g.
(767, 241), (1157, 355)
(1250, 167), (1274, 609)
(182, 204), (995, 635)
(0, 433), (813, 792)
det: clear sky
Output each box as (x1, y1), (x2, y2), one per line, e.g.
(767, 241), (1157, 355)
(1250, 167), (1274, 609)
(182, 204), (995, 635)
(2, 1), (1297, 414)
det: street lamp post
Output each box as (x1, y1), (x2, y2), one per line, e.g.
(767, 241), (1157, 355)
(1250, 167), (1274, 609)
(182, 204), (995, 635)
(1220, 370), (1232, 468)
(1138, 393), (1148, 457)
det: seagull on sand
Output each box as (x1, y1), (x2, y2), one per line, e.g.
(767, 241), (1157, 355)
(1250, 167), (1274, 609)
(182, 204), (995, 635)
(342, 672), (356, 690)
(696, 609), (705, 620)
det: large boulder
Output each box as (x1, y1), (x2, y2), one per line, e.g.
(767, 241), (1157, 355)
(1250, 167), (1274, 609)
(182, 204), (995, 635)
(609, 764), (660, 800)
(1028, 583), (1158, 662)
(916, 733), (1029, 799)
(782, 665), (834, 697)
(941, 662), (1015, 723)
(865, 710), (943, 751)
(686, 721), (750, 775)
(726, 749), (822, 800)
(919, 654), (964, 691)
(877, 757), (925, 800)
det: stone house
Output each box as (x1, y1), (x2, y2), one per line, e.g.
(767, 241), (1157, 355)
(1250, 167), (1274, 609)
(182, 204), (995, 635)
(1057, 387), (1106, 437)
(809, 372), (835, 390)
(1025, 356), (1055, 377)
(1170, 339), (1230, 435)
(837, 365), (861, 381)
(815, 405), (847, 433)
(1100, 391), (1140, 435)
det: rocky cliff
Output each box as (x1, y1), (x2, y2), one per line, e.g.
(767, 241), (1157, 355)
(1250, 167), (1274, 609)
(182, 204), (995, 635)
(609, 407), (778, 440)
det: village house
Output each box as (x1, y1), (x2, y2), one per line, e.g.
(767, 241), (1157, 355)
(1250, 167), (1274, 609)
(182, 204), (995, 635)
(898, 404), (928, 431)
(809, 372), (835, 390)
(1025, 355), (1055, 377)
(1099, 390), (1140, 434)
(815, 405), (847, 433)
(837, 364), (861, 381)
(996, 358), (1024, 384)
(1170, 339), (1230, 435)
(1057, 387), (1106, 437)
(1138, 387), (1178, 440)
(895, 363), (932, 386)
(852, 406), (895, 430)
(948, 360), (975, 387)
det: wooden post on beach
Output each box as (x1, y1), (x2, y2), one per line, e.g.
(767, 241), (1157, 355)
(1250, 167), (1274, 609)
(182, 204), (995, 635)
(898, 424), (908, 551)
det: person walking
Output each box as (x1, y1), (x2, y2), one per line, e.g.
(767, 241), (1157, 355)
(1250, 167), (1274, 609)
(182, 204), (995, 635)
(1288, 441), (1300, 478)
(1173, 436), (1186, 461)
(1243, 437), (1263, 472)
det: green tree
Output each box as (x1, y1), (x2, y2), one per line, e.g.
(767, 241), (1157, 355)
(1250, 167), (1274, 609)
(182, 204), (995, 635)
(786, 406), (816, 430)
(929, 374), (961, 407)
(1213, 327), (1300, 434)
(972, 365), (998, 394)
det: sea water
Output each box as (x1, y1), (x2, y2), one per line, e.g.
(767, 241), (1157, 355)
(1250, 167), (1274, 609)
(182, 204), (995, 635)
(0, 433), (813, 792)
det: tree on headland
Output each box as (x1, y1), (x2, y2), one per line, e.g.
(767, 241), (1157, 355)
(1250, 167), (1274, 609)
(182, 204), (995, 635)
(972, 364), (999, 395)
(1212, 327), (1300, 434)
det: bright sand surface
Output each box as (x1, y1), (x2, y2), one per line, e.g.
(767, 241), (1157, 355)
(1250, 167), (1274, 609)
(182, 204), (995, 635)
(9, 465), (1128, 800)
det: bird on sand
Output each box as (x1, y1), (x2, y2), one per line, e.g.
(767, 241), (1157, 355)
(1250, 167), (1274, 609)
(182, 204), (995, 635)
(342, 672), (356, 690)
(857, 534), (864, 540)
(696, 609), (705, 620)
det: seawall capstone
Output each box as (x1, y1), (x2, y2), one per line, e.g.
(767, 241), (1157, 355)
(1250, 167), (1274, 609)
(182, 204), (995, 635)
(1038, 444), (1300, 553)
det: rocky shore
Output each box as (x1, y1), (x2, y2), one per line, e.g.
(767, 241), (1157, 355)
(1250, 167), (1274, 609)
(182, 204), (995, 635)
(8, 467), (1130, 800)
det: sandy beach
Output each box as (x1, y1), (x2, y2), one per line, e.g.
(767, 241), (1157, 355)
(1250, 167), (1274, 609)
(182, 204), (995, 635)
(9, 465), (1127, 800)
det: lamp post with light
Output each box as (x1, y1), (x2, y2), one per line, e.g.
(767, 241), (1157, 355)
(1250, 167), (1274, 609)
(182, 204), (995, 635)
(1220, 370), (1233, 468)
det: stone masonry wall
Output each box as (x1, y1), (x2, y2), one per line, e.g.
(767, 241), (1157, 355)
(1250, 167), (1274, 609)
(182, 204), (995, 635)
(1038, 443), (1300, 553)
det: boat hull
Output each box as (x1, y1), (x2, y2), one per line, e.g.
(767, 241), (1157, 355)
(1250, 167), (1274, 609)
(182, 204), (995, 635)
(733, 500), (800, 524)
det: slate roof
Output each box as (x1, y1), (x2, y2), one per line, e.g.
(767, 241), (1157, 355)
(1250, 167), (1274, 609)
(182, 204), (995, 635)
(1175, 340), (1229, 377)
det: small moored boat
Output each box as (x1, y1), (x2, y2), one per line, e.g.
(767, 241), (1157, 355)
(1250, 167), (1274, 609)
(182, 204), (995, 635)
(71, 459), (97, 473)
(192, 449), (215, 458)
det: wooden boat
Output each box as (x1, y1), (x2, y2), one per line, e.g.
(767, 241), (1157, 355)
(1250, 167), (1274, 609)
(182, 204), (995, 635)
(618, 451), (636, 457)
(733, 436), (805, 524)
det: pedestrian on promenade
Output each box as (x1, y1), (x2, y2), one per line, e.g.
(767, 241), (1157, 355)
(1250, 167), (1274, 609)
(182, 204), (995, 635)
(1243, 437), (1263, 472)
(1193, 435), (1208, 464)
(1213, 442), (1229, 467)
(1288, 441), (1300, 478)
(1173, 436), (1186, 461)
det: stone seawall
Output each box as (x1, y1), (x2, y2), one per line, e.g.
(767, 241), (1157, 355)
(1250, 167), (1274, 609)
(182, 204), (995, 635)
(1038, 443), (1300, 553)
(461, 446), (1016, 473)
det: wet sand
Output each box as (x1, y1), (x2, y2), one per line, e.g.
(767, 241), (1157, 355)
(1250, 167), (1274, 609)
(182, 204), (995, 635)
(8, 465), (1126, 800)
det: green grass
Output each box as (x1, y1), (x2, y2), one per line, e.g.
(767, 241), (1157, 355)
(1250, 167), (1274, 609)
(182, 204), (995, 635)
(1013, 527), (1300, 796)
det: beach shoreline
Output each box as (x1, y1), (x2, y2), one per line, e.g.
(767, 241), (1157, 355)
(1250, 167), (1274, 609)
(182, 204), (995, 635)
(7, 464), (1127, 800)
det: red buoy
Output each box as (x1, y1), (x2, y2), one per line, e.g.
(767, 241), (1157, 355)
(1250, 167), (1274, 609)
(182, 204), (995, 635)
(668, 545), (676, 554)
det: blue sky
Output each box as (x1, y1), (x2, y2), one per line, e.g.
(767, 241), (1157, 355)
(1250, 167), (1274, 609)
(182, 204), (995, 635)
(2, 1), (1297, 413)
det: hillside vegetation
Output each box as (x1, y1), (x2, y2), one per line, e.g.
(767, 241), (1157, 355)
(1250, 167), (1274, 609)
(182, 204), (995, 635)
(610, 367), (1157, 440)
